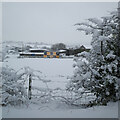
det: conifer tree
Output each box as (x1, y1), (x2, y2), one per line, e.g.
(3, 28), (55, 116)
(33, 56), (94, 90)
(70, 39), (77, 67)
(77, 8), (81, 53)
(67, 8), (119, 105)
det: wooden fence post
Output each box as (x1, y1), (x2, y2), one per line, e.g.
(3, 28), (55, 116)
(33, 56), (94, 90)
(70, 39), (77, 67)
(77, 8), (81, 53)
(101, 29), (104, 56)
(28, 74), (32, 100)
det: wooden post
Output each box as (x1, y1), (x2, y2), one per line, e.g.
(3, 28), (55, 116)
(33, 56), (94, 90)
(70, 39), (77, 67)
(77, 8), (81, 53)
(28, 74), (32, 100)
(101, 29), (104, 56)
(101, 41), (103, 55)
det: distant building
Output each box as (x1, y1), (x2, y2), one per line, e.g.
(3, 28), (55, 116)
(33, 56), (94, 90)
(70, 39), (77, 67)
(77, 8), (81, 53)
(58, 49), (67, 57)
(65, 45), (90, 56)
(80, 45), (86, 50)
(19, 48), (59, 58)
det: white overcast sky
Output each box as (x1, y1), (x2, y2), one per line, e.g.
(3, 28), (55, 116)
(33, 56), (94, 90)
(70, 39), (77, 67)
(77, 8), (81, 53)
(2, 2), (118, 46)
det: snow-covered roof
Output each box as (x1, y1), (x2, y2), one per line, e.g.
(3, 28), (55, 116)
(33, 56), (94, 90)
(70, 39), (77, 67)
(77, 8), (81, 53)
(29, 48), (48, 51)
(84, 45), (92, 49)
(19, 52), (44, 55)
(58, 50), (66, 52)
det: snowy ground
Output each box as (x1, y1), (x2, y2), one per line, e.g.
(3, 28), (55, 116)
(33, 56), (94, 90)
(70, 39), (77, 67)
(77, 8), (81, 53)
(2, 102), (118, 118)
(3, 55), (74, 89)
(2, 55), (119, 118)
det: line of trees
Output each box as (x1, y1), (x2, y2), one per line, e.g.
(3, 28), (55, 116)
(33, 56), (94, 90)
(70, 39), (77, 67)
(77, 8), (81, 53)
(51, 43), (66, 51)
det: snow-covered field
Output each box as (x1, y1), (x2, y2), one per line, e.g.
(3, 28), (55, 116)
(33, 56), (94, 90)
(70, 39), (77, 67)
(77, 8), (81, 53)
(2, 55), (118, 118)
(3, 55), (74, 89)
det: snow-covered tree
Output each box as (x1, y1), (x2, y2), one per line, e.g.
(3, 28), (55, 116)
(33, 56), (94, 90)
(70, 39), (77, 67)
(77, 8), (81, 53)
(67, 9), (119, 106)
(51, 43), (66, 51)
(1, 66), (28, 106)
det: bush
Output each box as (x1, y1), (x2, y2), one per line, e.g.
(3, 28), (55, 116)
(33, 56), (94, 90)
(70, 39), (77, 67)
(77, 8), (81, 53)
(1, 66), (28, 106)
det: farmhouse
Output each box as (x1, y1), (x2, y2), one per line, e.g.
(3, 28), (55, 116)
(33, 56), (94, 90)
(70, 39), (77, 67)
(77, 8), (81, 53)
(19, 48), (60, 58)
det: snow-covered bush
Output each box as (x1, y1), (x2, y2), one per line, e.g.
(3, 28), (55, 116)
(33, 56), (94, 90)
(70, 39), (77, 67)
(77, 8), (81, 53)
(1, 65), (52, 106)
(0, 45), (9, 62)
(67, 9), (119, 106)
(1, 66), (28, 106)
(67, 52), (90, 92)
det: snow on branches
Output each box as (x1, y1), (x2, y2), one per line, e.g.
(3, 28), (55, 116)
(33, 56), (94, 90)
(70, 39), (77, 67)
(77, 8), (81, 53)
(1, 66), (28, 106)
(1, 66), (51, 106)
(67, 9), (119, 106)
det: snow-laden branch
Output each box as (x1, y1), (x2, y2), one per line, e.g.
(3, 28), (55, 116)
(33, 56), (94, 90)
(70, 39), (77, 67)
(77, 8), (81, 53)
(77, 27), (93, 35)
(75, 22), (99, 29)
(88, 18), (103, 27)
